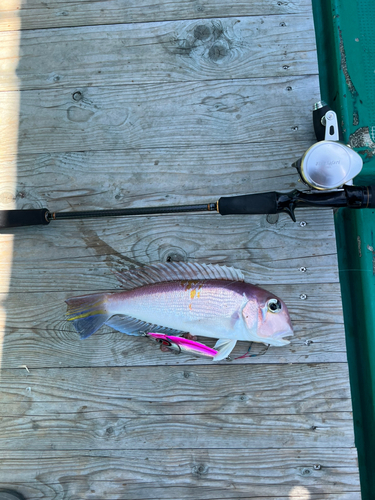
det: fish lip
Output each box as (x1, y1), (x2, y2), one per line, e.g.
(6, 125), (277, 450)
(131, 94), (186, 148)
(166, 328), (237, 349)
(275, 329), (294, 339)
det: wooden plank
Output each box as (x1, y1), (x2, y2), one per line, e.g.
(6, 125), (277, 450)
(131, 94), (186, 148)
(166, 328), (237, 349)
(0, 449), (360, 499)
(0, 209), (338, 291)
(0, 321), (348, 367)
(0, 76), (320, 154)
(0, 410), (355, 450)
(0, 1), (315, 31)
(0, 487), (361, 500)
(2, 252), (339, 291)
(0, 141), (314, 210)
(0, 363), (352, 416)
(1, 16), (318, 91)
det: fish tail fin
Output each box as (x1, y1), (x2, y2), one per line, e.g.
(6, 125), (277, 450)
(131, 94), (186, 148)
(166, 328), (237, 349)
(65, 293), (111, 339)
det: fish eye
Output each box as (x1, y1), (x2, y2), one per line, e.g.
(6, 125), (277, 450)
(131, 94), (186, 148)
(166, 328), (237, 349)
(267, 298), (282, 313)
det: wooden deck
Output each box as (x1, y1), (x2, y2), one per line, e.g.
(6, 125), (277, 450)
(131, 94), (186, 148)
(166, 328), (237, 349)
(0, 1), (361, 499)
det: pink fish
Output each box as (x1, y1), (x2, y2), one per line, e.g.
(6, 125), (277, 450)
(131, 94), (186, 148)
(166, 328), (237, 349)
(145, 333), (219, 359)
(66, 263), (293, 361)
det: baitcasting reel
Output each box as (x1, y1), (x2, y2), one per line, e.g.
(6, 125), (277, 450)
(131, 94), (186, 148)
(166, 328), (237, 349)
(293, 101), (363, 191)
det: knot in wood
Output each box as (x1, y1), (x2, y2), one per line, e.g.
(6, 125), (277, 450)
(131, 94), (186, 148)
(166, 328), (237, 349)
(266, 214), (279, 224)
(194, 25), (211, 41)
(161, 247), (188, 263)
(192, 464), (208, 476)
(209, 43), (229, 61)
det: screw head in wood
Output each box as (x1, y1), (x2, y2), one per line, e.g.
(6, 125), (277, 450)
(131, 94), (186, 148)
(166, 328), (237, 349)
(72, 91), (83, 101)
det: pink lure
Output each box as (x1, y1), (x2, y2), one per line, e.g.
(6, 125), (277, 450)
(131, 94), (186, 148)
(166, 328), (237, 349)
(145, 333), (219, 359)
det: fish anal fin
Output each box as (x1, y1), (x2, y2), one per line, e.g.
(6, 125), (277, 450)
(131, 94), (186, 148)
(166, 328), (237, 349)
(105, 314), (187, 337)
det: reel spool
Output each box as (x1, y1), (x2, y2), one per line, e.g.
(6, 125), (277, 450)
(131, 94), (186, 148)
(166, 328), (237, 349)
(293, 101), (363, 191)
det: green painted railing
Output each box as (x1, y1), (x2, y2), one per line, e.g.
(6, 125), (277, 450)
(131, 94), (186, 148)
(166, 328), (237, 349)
(311, 1), (375, 498)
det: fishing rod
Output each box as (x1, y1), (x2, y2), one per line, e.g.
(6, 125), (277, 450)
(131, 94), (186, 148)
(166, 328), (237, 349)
(1, 102), (373, 229)
(1, 184), (373, 229)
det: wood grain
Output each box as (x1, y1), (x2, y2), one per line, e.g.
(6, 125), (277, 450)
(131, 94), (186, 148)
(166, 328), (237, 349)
(1, 16), (318, 91)
(0, 363), (352, 415)
(0, 449), (360, 499)
(0, 321), (348, 368)
(0, 0), (315, 31)
(0, 209), (338, 291)
(0, 141), (313, 210)
(0, 76), (319, 154)
(0, 410), (355, 450)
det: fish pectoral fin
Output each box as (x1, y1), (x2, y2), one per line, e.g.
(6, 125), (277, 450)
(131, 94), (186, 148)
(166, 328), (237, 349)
(213, 339), (237, 362)
(105, 314), (187, 337)
(230, 310), (240, 328)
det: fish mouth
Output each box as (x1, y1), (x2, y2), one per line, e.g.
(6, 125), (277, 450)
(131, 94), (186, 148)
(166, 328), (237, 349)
(273, 329), (294, 345)
(276, 329), (294, 339)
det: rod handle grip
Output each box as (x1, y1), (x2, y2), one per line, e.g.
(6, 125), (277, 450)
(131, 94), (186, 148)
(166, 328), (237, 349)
(0, 209), (50, 229)
(218, 192), (278, 215)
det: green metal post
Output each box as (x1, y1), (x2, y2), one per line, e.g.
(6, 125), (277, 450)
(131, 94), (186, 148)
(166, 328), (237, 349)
(311, 1), (375, 498)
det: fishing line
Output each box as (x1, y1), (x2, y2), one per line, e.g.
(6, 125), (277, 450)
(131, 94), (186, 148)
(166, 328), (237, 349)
(234, 342), (270, 360)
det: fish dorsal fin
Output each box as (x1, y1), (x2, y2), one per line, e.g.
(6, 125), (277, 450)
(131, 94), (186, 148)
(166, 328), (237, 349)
(114, 262), (244, 290)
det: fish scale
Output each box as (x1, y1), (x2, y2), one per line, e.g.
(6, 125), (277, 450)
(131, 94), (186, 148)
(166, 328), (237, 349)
(66, 263), (293, 361)
(109, 281), (245, 325)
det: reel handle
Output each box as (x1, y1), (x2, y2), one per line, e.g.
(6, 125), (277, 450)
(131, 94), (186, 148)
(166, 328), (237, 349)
(218, 185), (375, 221)
(313, 101), (332, 141)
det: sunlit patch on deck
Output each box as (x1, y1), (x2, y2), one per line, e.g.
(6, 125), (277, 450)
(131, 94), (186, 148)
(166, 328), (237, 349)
(0, 0), (21, 371)
(289, 486), (311, 499)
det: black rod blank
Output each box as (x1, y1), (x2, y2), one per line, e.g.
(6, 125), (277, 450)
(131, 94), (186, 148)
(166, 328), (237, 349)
(52, 203), (217, 221)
